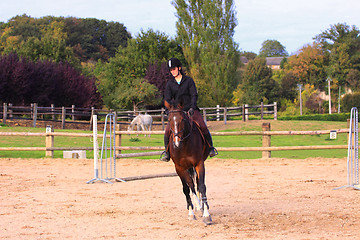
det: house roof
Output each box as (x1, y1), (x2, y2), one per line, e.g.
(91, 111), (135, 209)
(240, 56), (248, 64)
(265, 57), (285, 66)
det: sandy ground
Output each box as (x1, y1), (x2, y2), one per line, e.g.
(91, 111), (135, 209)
(1, 156), (360, 240)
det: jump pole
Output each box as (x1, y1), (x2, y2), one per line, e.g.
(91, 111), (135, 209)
(334, 107), (360, 190)
(87, 114), (125, 184)
(88, 114), (176, 183)
(86, 115), (102, 183)
(116, 172), (177, 182)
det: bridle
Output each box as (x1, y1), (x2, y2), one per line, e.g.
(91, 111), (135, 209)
(168, 109), (192, 143)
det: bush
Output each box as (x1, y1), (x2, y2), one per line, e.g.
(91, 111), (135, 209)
(342, 92), (360, 112)
(278, 113), (350, 122)
(0, 53), (102, 107)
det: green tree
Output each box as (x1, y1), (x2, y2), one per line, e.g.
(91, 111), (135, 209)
(278, 71), (298, 101)
(342, 92), (360, 112)
(259, 39), (288, 57)
(64, 17), (131, 62)
(38, 21), (76, 63)
(346, 68), (360, 89)
(95, 29), (181, 110)
(314, 23), (360, 87)
(327, 42), (353, 86)
(1, 14), (42, 40)
(233, 58), (278, 105)
(0, 17), (79, 66)
(172, 0), (240, 106)
(241, 51), (257, 60)
(0, 15), (132, 63)
(286, 42), (327, 89)
(0, 27), (21, 54)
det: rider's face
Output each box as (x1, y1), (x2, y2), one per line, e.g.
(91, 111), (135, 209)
(170, 67), (181, 77)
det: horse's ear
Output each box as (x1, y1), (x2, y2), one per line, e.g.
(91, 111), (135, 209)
(164, 100), (171, 109)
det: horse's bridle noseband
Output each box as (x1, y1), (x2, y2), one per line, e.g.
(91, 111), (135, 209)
(168, 110), (192, 142)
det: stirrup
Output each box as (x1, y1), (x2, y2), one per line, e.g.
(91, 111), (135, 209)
(160, 151), (170, 162)
(209, 147), (218, 157)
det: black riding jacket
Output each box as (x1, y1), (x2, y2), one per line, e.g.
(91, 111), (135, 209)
(164, 75), (198, 111)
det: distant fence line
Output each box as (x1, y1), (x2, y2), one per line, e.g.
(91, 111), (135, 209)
(0, 122), (348, 159)
(0, 102), (277, 129)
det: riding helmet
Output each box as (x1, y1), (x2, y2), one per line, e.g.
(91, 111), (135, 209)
(168, 58), (182, 69)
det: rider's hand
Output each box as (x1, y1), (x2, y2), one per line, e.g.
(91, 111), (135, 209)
(188, 108), (194, 116)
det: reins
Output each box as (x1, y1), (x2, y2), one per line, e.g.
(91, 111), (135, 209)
(167, 107), (212, 156)
(168, 108), (212, 150)
(168, 110), (192, 143)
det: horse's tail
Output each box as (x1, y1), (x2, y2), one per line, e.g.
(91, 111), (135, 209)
(188, 167), (196, 182)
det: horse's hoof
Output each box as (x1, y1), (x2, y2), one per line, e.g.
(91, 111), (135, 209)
(202, 216), (212, 226)
(188, 214), (197, 220)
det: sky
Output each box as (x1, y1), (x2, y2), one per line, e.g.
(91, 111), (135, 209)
(0, 0), (359, 55)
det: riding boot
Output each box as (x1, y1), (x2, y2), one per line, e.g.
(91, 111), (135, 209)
(204, 133), (218, 157)
(160, 135), (170, 162)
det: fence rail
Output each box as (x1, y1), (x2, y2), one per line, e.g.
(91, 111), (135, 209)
(1, 102), (277, 129)
(0, 122), (349, 159)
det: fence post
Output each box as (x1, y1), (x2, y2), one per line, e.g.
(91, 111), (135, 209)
(262, 122), (271, 159)
(72, 105), (75, 121)
(161, 108), (165, 130)
(217, 105), (220, 121)
(51, 104), (55, 121)
(274, 102), (277, 120)
(115, 124), (122, 155)
(61, 106), (66, 129)
(114, 111), (117, 126)
(8, 103), (13, 118)
(3, 103), (7, 124)
(89, 107), (95, 131)
(242, 104), (246, 122)
(245, 104), (249, 121)
(202, 108), (207, 125)
(45, 125), (54, 158)
(30, 103), (34, 120)
(33, 103), (38, 128)
(224, 107), (227, 125)
(261, 102), (264, 120)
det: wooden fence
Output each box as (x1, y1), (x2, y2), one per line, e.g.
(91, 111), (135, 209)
(0, 102), (277, 129)
(0, 122), (349, 159)
(1, 103), (115, 129)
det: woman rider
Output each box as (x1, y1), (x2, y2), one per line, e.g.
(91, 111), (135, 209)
(160, 57), (217, 162)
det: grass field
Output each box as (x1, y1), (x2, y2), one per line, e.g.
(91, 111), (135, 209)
(0, 120), (349, 159)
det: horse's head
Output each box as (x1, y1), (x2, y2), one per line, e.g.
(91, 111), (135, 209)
(128, 116), (141, 131)
(165, 101), (191, 148)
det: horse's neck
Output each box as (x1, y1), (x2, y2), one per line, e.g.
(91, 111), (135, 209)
(187, 119), (204, 143)
(182, 118), (195, 139)
(173, 118), (205, 154)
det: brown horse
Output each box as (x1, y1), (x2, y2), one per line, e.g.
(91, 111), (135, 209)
(164, 101), (212, 225)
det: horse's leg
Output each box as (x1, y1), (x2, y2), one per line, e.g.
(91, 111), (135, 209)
(195, 173), (202, 210)
(140, 124), (147, 137)
(136, 124), (139, 137)
(195, 161), (212, 225)
(188, 168), (202, 211)
(144, 124), (149, 137)
(176, 168), (197, 220)
(148, 124), (151, 137)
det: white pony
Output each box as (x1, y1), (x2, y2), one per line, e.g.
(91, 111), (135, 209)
(127, 113), (153, 136)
